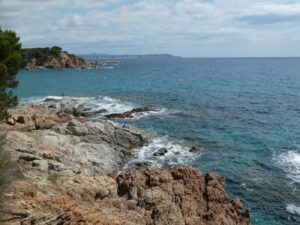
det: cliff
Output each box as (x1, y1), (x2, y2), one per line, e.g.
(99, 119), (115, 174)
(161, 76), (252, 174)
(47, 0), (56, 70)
(20, 46), (90, 70)
(0, 98), (251, 225)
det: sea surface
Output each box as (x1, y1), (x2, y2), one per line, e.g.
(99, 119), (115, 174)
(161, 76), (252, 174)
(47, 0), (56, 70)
(17, 58), (300, 225)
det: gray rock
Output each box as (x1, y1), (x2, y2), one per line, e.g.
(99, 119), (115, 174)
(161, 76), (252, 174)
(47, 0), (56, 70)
(6, 118), (15, 126)
(19, 153), (41, 162)
(48, 161), (65, 171)
(32, 159), (49, 171)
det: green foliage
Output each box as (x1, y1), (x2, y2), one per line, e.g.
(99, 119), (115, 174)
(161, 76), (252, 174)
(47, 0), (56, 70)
(21, 45), (63, 67)
(20, 47), (50, 67)
(50, 46), (62, 57)
(0, 28), (21, 121)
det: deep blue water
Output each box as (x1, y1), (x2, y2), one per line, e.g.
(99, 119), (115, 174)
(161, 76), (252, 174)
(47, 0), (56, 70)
(17, 58), (300, 225)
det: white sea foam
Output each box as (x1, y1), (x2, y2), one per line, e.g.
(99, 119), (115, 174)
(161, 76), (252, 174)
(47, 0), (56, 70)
(21, 96), (63, 104)
(101, 66), (114, 69)
(286, 204), (300, 216)
(127, 107), (169, 120)
(277, 151), (300, 184)
(75, 96), (135, 114)
(21, 95), (169, 119)
(126, 136), (200, 168)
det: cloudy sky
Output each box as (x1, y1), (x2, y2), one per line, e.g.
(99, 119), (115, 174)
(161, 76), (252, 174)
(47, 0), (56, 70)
(1, 0), (300, 57)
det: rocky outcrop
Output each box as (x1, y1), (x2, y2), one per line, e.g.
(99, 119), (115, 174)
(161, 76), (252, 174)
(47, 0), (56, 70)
(0, 167), (251, 225)
(106, 106), (152, 119)
(21, 47), (90, 70)
(0, 98), (252, 225)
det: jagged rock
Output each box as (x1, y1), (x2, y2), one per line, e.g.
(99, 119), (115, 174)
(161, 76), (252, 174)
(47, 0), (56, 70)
(0, 98), (251, 225)
(116, 167), (251, 225)
(106, 106), (152, 119)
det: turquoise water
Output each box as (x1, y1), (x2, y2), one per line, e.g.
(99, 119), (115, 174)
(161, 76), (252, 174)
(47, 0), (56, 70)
(17, 58), (300, 224)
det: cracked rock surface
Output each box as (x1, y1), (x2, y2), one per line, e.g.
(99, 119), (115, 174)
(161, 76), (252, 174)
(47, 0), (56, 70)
(0, 98), (251, 225)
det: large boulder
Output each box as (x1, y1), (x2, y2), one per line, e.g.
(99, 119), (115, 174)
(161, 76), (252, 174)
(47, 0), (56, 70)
(116, 167), (251, 225)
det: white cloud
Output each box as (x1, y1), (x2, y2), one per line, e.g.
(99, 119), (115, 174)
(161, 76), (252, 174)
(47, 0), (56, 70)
(1, 0), (300, 56)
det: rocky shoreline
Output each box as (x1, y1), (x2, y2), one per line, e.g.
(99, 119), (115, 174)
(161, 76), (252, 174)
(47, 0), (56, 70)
(0, 98), (251, 225)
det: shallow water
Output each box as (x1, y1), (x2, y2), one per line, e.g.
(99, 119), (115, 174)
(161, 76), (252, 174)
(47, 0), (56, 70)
(17, 58), (300, 224)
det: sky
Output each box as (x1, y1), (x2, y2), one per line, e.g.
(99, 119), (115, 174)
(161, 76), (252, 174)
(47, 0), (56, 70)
(1, 0), (300, 57)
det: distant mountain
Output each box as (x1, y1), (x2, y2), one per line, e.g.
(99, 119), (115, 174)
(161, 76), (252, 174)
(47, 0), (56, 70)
(80, 53), (181, 61)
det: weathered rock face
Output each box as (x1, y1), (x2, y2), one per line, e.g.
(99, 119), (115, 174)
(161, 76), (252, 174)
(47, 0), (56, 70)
(0, 98), (252, 225)
(117, 167), (251, 225)
(0, 167), (251, 225)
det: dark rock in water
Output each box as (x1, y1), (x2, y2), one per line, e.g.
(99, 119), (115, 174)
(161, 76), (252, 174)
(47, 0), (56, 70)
(73, 108), (109, 117)
(133, 161), (152, 167)
(96, 108), (108, 113)
(153, 147), (168, 156)
(130, 106), (151, 114)
(82, 107), (92, 112)
(44, 98), (56, 102)
(190, 146), (201, 153)
(106, 106), (152, 119)
(106, 113), (127, 119)
(73, 108), (91, 117)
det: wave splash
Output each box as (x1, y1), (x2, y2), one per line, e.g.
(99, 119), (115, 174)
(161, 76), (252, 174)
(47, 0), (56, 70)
(126, 136), (200, 168)
(22, 95), (200, 169)
(21, 95), (167, 118)
(277, 150), (300, 184)
(286, 204), (300, 216)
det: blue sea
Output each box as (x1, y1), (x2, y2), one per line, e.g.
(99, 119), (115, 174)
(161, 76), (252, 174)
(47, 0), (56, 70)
(17, 58), (300, 225)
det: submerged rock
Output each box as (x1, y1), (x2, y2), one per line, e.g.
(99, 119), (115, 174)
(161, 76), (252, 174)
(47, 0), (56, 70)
(190, 145), (201, 153)
(153, 147), (168, 156)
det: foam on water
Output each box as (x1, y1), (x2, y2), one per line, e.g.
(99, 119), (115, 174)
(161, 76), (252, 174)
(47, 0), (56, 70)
(75, 96), (135, 114)
(127, 136), (200, 168)
(101, 66), (114, 69)
(21, 96), (63, 104)
(21, 95), (169, 119)
(277, 151), (300, 184)
(286, 204), (300, 216)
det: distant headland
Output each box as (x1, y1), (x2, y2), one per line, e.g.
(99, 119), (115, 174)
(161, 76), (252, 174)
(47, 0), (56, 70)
(20, 48), (180, 70)
(20, 46), (90, 70)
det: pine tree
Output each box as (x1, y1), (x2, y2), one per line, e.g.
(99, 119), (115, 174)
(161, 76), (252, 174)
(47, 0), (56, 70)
(0, 28), (21, 120)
